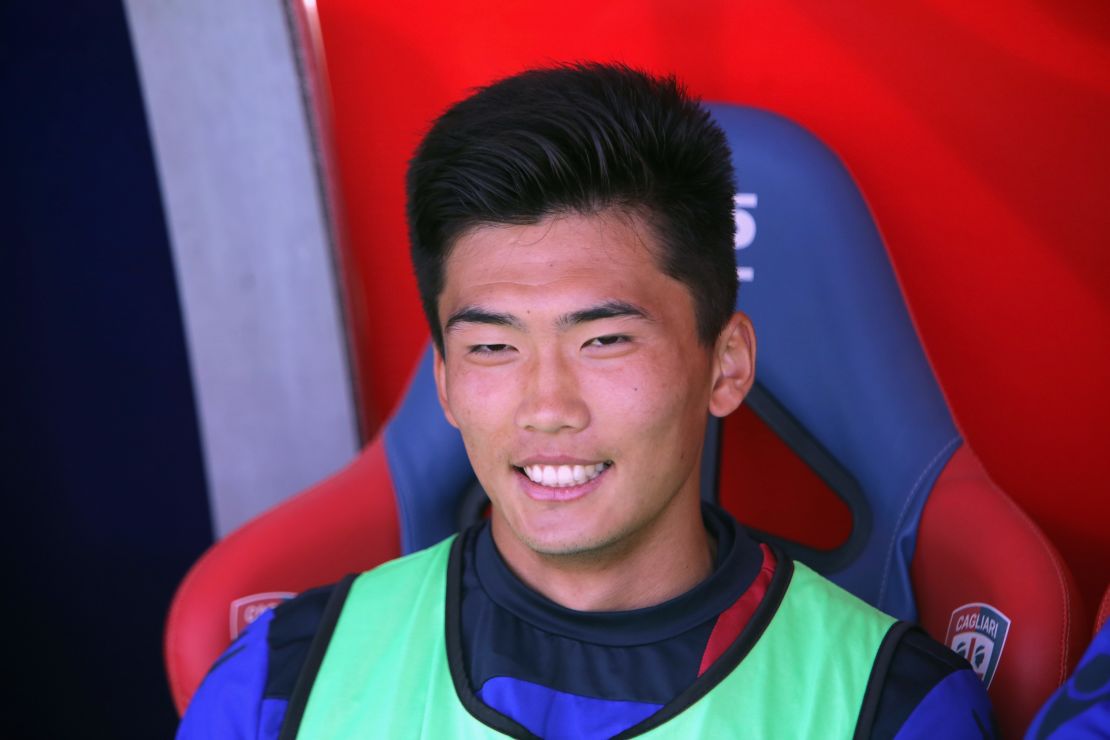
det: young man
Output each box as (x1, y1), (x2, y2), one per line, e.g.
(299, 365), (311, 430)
(178, 64), (996, 738)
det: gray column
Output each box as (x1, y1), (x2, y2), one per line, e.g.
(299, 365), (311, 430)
(124, 0), (360, 537)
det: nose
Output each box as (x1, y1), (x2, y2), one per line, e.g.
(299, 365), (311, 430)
(514, 350), (590, 434)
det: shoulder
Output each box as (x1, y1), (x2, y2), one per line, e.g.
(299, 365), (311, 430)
(358, 534), (457, 583)
(344, 534), (459, 612)
(776, 563), (996, 738)
(175, 540), (458, 740)
(175, 582), (340, 740)
(861, 625), (997, 740)
(265, 582), (342, 698)
(789, 560), (889, 619)
(1026, 622), (1110, 739)
(783, 560), (896, 641)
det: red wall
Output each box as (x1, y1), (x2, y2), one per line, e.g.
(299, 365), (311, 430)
(316, 0), (1110, 613)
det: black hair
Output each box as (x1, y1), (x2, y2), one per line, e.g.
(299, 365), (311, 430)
(406, 62), (738, 352)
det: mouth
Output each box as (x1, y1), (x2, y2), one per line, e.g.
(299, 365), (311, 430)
(515, 461), (611, 487)
(512, 460), (613, 500)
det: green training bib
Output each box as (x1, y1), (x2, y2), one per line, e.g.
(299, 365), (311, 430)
(296, 535), (895, 738)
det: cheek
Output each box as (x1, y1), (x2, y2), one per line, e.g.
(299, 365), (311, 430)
(589, 351), (710, 435)
(446, 366), (518, 453)
(448, 364), (510, 417)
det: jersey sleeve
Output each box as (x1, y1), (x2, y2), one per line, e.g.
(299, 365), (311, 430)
(175, 608), (286, 740)
(175, 583), (336, 740)
(865, 626), (998, 740)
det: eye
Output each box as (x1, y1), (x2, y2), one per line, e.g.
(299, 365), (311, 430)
(468, 343), (515, 356)
(584, 335), (630, 349)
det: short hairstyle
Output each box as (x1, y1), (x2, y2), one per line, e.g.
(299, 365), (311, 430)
(406, 62), (738, 352)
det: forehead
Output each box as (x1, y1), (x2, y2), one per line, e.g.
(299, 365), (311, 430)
(440, 210), (681, 314)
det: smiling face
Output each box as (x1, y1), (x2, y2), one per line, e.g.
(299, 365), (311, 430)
(434, 210), (753, 566)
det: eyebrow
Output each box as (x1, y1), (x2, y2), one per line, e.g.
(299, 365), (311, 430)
(556, 300), (651, 329)
(444, 300), (652, 334)
(444, 307), (522, 333)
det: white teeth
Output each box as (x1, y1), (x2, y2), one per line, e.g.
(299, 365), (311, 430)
(521, 462), (609, 488)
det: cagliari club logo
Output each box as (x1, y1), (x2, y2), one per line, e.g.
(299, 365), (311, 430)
(945, 602), (1012, 688)
(229, 591), (296, 639)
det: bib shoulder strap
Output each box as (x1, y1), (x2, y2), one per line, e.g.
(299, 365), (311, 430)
(852, 620), (915, 739)
(278, 573), (357, 740)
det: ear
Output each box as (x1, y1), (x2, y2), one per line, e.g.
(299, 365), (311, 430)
(708, 312), (756, 418)
(433, 346), (460, 429)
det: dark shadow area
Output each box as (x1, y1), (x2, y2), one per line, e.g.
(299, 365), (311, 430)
(1, 2), (214, 736)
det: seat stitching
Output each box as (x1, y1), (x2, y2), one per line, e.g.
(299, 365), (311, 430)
(877, 436), (962, 608)
(990, 475), (1072, 684)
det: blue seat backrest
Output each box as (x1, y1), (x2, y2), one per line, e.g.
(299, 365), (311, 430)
(709, 104), (961, 620)
(384, 104), (961, 622)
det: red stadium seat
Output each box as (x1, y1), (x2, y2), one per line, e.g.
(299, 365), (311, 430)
(165, 104), (1085, 738)
(164, 438), (401, 714)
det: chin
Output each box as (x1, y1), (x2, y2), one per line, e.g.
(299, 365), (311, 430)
(525, 536), (599, 558)
(515, 519), (627, 559)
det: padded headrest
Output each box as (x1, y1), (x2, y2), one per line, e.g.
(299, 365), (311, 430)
(384, 104), (962, 621)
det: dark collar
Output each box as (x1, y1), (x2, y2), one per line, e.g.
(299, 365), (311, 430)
(471, 502), (762, 645)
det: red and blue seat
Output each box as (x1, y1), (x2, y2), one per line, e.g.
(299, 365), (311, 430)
(165, 104), (1085, 737)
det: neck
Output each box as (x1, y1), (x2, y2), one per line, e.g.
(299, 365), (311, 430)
(491, 493), (715, 612)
